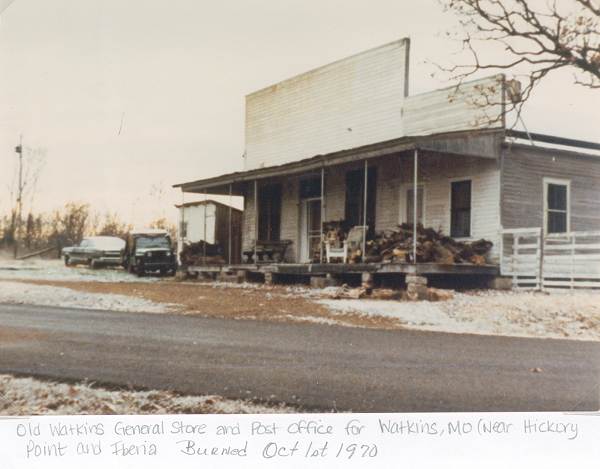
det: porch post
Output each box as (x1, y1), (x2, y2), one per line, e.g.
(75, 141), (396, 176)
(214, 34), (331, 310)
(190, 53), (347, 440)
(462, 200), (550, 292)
(320, 166), (325, 263)
(228, 183), (232, 265)
(203, 189), (207, 265)
(254, 179), (258, 265)
(180, 189), (185, 263)
(362, 159), (368, 263)
(413, 148), (418, 265)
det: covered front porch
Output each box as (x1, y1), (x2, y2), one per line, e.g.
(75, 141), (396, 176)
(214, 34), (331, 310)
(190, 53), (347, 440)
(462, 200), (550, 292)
(186, 261), (499, 281)
(174, 129), (504, 289)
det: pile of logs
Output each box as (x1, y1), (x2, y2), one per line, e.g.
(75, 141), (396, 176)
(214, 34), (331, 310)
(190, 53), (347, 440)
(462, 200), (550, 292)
(344, 223), (493, 265)
(180, 240), (225, 266)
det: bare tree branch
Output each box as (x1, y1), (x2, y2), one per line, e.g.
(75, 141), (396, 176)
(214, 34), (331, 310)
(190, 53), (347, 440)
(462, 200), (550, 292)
(439, 0), (599, 125)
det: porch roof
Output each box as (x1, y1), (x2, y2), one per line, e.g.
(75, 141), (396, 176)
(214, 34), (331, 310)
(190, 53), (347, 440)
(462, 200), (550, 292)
(174, 128), (504, 193)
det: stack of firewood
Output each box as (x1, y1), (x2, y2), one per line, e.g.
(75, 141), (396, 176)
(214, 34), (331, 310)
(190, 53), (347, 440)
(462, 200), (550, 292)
(180, 240), (225, 266)
(364, 224), (493, 265)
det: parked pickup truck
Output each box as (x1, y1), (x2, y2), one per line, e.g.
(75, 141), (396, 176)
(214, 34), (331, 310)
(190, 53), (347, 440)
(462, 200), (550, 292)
(123, 229), (177, 277)
(62, 236), (126, 268)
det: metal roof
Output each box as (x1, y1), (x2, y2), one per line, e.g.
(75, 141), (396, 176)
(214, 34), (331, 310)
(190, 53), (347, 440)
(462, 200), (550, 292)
(173, 128), (600, 194)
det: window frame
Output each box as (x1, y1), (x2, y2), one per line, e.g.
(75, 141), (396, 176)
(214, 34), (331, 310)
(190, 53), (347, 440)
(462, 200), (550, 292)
(398, 182), (426, 225)
(449, 178), (472, 239)
(543, 177), (571, 235)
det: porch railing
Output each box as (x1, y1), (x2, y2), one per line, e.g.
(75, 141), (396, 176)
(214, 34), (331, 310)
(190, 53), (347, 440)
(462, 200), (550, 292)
(501, 228), (600, 290)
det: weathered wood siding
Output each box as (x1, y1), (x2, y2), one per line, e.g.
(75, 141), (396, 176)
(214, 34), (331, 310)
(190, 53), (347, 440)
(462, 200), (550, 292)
(373, 153), (501, 258)
(241, 153), (502, 262)
(403, 75), (505, 137)
(179, 203), (216, 244)
(178, 202), (243, 264)
(242, 182), (257, 253)
(501, 145), (600, 231)
(245, 39), (410, 171)
(245, 37), (508, 174)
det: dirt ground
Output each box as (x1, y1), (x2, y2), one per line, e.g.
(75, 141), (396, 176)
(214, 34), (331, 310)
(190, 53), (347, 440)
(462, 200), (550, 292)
(2, 259), (600, 340)
(10, 278), (405, 329)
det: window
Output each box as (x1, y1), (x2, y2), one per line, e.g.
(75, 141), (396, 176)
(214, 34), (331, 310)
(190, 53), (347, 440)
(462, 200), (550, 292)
(406, 186), (424, 225)
(179, 220), (188, 238)
(450, 180), (471, 238)
(544, 179), (569, 234)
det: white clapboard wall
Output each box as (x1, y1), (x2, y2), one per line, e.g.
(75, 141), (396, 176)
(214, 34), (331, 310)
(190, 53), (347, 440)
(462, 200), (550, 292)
(244, 39), (409, 170)
(402, 75), (505, 136)
(244, 38), (505, 171)
(501, 229), (600, 290)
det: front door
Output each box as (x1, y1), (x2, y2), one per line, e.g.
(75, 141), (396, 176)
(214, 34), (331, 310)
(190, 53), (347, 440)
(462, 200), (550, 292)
(300, 198), (322, 263)
(258, 184), (282, 241)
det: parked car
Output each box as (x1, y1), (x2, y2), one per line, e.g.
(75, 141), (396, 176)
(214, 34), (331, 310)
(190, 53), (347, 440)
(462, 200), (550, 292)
(123, 229), (177, 277)
(62, 236), (126, 268)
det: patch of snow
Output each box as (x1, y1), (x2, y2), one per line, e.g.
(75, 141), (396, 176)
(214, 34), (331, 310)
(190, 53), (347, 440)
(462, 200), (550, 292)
(207, 281), (263, 290)
(320, 298), (443, 324)
(176, 280), (266, 290)
(284, 285), (332, 298)
(0, 281), (175, 313)
(0, 374), (296, 415)
(0, 259), (158, 283)
(282, 314), (341, 326)
(319, 290), (600, 341)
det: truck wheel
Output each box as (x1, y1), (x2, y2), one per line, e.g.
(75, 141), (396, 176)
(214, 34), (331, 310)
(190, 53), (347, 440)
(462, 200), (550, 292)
(90, 259), (97, 269)
(64, 256), (71, 267)
(137, 269), (145, 277)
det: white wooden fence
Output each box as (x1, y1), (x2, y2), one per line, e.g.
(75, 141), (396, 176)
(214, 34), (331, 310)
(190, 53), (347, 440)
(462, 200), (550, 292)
(500, 229), (600, 290)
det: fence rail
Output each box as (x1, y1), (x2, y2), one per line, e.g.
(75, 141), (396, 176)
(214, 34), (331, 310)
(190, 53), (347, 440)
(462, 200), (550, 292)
(501, 229), (600, 290)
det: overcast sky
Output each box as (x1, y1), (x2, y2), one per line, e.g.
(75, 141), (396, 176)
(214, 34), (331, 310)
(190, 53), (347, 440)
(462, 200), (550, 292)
(1, 0), (599, 226)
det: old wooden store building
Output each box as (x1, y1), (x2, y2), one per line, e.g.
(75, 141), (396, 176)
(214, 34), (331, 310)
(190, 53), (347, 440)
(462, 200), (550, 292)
(175, 39), (600, 291)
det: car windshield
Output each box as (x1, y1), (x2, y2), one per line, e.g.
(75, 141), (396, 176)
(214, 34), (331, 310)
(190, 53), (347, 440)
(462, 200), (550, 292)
(136, 236), (170, 249)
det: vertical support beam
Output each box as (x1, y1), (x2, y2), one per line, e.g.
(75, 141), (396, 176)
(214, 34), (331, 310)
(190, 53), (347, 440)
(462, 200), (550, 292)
(180, 189), (186, 264)
(254, 180), (258, 265)
(362, 159), (368, 263)
(320, 166), (325, 263)
(512, 234), (519, 289)
(228, 183), (233, 265)
(570, 233), (575, 290)
(538, 226), (544, 292)
(413, 148), (418, 265)
(203, 189), (207, 265)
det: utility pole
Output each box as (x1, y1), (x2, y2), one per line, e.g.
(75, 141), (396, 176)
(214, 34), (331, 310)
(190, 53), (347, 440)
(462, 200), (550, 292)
(13, 135), (23, 259)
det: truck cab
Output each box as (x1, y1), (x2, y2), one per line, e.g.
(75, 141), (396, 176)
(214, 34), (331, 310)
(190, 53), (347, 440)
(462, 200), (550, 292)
(123, 229), (177, 277)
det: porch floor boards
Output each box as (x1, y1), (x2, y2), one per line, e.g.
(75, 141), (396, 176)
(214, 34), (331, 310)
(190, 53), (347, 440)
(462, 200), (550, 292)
(186, 262), (499, 276)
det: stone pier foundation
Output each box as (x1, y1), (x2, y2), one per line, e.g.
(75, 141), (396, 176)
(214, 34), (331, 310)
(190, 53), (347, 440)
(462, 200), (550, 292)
(406, 274), (428, 301)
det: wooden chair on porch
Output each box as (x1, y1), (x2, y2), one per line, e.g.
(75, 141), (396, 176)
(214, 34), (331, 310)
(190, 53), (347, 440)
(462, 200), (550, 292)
(325, 225), (367, 263)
